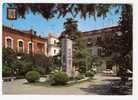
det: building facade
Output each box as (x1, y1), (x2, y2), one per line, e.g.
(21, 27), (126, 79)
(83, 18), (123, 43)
(3, 26), (47, 56)
(3, 25), (120, 73)
(80, 26), (120, 57)
(47, 33), (60, 56)
(73, 26), (121, 72)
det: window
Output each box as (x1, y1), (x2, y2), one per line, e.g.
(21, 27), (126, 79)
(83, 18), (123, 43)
(28, 42), (33, 54)
(18, 39), (24, 53)
(54, 40), (57, 45)
(54, 49), (56, 54)
(37, 43), (44, 54)
(29, 43), (32, 49)
(5, 36), (13, 49)
(7, 39), (12, 48)
(97, 36), (102, 41)
(19, 41), (23, 47)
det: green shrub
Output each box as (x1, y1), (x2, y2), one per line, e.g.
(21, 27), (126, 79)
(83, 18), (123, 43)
(31, 54), (48, 74)
(49, 71), (69, 85)
(32, 67), (45, 75)
(21, 61), (33, 75)
(2, 48), (16, 66)
(85, 71), (95, 78)
(2, 65), (12, 77)
(11, 60), (33, 76)
(25, 71), (40, 83)
(18, 53), (48, 75)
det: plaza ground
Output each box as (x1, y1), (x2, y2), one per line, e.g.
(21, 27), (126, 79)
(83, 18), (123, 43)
(2, 74), (131, 95)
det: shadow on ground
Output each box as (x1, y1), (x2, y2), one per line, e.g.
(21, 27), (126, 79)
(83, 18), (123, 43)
(80, 78), (132, 95)
(80, 83), (111, 95)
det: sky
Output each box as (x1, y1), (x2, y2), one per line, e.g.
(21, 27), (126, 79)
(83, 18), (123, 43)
(2, 4), (121, 37)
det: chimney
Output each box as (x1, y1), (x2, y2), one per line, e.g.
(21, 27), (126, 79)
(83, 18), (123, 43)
(34, 31), (37, 36)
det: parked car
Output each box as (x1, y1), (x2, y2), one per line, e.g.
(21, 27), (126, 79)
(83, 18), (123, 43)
(102, 69), (114, 75)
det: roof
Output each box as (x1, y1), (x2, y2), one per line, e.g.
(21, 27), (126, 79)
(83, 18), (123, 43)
(48, 33), (59, 39)
(82, 26), (120, 36)
(59, 26), (120, 39)
(3, 25), (47, 41)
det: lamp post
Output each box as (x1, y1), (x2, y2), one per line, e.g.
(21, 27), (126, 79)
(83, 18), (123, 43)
(116, 32), (122, 36)
(16, 55), (21, 77)
(30, 29), (33, 55)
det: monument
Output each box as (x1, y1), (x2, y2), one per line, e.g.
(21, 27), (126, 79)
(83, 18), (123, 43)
(60, 35), (73, 77)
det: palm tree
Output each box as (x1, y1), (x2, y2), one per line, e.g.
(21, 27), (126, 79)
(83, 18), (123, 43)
(61, 18), (81, 40)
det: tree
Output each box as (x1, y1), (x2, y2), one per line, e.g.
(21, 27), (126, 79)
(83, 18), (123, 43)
(111, 4), (132, 83)
(46, 56), (62, 74)
(2, 47), (17, 66)
(2, 48), (17, 76)
(61, 18), (82, 40)
(11, 60), (33, 76)
(8, 4), (118, 20)
(74, 39), (92, 73)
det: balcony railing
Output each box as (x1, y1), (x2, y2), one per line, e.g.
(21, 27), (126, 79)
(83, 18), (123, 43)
(48, 42), (60, 47)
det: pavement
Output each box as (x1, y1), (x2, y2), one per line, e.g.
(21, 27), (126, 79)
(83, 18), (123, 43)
(2, 74), (122, 95)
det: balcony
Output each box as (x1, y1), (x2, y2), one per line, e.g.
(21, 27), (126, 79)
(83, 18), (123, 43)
(48, 42), (60, 47)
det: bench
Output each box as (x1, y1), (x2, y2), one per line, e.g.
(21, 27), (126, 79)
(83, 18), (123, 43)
(3, 77), (16, 82)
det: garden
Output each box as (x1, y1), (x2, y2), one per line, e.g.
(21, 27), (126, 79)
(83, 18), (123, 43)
(2, 47), (97, 86)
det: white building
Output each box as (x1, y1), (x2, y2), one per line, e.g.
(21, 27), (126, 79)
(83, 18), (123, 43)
(47, 33), (60, 56)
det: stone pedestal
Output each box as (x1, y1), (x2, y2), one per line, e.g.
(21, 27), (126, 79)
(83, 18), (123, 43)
(61, 37), (73, 77)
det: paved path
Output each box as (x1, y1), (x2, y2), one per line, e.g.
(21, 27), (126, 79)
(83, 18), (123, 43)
(2, 74), (121, 95)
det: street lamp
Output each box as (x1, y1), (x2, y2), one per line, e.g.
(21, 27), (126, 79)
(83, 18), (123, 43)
(17, 56), (21, 60)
